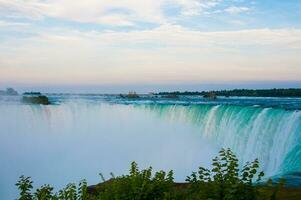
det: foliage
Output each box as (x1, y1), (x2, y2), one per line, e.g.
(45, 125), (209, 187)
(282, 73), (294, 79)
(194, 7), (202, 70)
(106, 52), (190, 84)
(96, 161), (175, 200)
(185, 148), (266, 200)
(16, 149), (286, 200)
(157, 88), (301, 97)
(34, 184), (54, 200)
(16, 177), (88, 200)
(22, 95), (50, 105)
(16, 175), (33, 200)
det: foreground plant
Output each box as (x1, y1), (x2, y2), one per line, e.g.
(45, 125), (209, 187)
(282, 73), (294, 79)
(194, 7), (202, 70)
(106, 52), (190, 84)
(16, 178), (88, 200)
(95, 161), (175, 200)
(186, 148), (267, 199)
(16, 148), (285, 200)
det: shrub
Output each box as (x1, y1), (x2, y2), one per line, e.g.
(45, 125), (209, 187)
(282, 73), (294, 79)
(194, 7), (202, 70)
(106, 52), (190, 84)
(16, 178), (88, 200)
(185, 148), (283, 200)
(16, 175), (33, 200)
(16, 149), (285, 200)
(96, 162), (175, 200)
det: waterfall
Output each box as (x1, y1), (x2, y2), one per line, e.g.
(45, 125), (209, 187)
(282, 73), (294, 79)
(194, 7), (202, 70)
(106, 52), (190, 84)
(140, 104), (301, 177)
(0, 99), (300, 199)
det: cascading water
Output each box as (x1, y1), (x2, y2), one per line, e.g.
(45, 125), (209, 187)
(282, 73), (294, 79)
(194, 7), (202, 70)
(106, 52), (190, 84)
(0, 95), (300, 199)
(0, 99), (215, 199)
(139, 104), (301, 179)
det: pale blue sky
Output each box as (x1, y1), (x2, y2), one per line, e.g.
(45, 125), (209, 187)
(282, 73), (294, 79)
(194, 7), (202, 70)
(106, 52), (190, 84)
(0, 0), (301, 92)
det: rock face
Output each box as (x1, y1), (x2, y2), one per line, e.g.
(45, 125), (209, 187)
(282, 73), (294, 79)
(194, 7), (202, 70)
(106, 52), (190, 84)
(22, 92), (50, 105)
(0, 88), (18, 95)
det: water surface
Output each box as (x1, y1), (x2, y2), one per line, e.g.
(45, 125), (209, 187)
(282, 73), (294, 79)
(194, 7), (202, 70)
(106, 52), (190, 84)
(0, 95), (300, 199)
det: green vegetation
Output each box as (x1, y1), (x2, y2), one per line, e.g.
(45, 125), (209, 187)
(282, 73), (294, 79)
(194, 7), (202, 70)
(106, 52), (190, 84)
(22, 96), (50, 105)
(120, 91), (140, 99)
(16, 149), (294, 200)
(158, 88), (301, 97)
(22, 92), (50, 105)
(16, 176), (88, 200)
(203, 92), (217, 99)
(165, 94), (179, 99)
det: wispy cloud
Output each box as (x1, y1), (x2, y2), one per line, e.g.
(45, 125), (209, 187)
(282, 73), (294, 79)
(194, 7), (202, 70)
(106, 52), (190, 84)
(0, 0), (166, 26)
(224, 6), (250, 14)
(0, 20), (29, 27)
(0, 0), (228, 26)
(0, 0), (45, 19)
(173, 0), (223, 16)
(0, 0), (301, 86)
(1, 24), (300, 84)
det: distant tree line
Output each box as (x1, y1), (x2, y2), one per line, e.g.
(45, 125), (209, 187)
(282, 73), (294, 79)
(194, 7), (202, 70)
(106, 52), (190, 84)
(157, 88), (301, 97)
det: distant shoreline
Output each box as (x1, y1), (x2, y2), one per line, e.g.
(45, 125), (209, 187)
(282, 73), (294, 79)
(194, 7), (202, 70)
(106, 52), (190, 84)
(1, 88), (301, 98)
(156, 88), (301, 98)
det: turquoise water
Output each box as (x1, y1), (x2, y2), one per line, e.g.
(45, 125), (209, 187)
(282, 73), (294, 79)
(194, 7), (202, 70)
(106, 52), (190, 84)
(139, 104), (301, 177)
(0, 95), (300, 199)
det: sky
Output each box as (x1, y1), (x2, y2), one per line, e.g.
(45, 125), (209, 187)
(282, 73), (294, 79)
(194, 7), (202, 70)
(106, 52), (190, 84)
(0, 0), (301, 93)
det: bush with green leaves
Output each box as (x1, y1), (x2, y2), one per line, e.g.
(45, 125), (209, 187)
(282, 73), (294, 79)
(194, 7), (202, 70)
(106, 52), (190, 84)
(16, 176), (33, 200)
(16, 149), (285, 200)
(96, 161), (175, 200)
(185, 148), (284, 200)
(16, 177), (89, 200)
